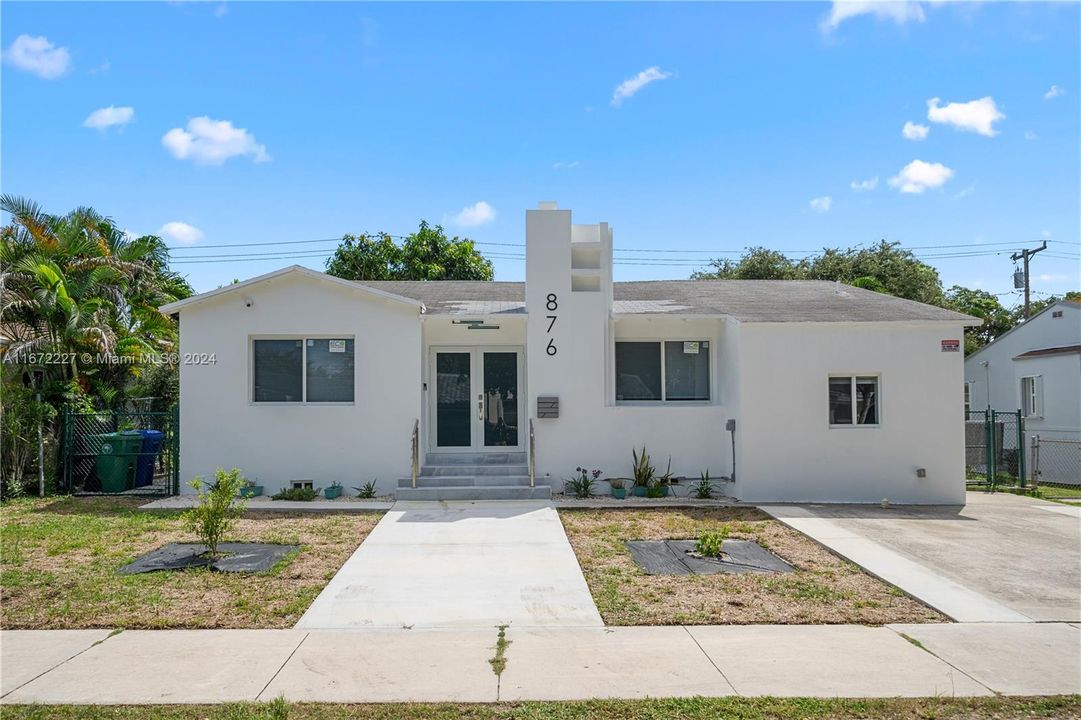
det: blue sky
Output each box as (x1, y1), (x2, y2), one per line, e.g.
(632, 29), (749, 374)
(3, 1), (1079, 300)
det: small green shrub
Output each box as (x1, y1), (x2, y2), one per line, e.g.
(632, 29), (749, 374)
(693, 470), (714, 499)
(645, 480), (665, 498)
(183, 467), (247, 557)
(695, 526), (729, 558)
(271, 487), (318, 501)
(565, 468), (599, 498)
(354, 480), (378, 498)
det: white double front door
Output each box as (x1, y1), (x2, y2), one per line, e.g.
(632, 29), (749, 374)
(429, 347), (524, 452)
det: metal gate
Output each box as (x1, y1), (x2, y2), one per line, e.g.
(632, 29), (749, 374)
(60, 407), (179, 496)
(965, 409), (1025, 489)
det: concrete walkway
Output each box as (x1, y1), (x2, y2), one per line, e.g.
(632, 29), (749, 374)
(2, 623), (1078, 704)
(763, 493), (1081, 622)
(296, 501), (604, 629)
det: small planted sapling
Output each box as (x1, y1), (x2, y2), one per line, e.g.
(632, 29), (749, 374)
(693, 470), (714, 500)
(695, 525), (730, 559)
(183, 467), (247, 558)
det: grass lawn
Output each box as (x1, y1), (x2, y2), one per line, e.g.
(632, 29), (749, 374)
(0, 497), (382, 629)
(559, 508), (944, 626)
(3, 697), (1080, 720)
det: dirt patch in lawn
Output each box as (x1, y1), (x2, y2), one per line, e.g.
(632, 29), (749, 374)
(0, 496), (382, 630)
(559, 507), (945, 626)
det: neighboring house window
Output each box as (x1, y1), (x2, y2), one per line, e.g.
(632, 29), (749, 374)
(829, 375), (879, 426)
(253, 338), (355, 403)
(615, 341), (710, 402)
(1020, 376), (1043, 418)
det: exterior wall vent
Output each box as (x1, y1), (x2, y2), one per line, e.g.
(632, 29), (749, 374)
(537, 396), (559, 418)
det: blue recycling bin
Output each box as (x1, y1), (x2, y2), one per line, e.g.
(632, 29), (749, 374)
(132, 429), (165, 487)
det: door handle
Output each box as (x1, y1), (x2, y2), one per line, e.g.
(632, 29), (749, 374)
(478, 394), (484, 421)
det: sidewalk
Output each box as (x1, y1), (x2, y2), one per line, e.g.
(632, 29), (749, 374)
(297, 501), (604, 629)
(2, 623), (1078, 704)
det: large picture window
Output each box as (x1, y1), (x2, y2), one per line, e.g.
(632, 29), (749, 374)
(253, 338), (354, 403)
(829, 375), (879, 426)
(615, 341), (710, 403)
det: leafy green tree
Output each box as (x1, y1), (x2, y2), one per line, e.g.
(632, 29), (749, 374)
(326, 221), (493, 281)
(693, 240), (945, 305)
(945, 286), (1012, 354)
(692, 247), (807, 280)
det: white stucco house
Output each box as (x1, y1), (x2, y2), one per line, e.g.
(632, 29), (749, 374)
(162, 202), (979, 504)
(964, 300), (1081, 484)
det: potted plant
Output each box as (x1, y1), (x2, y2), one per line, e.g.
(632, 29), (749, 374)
(656, 457), (673, 498)
(237, 477), (264, 499)
(609, 477), (627, 500)
(323, 481), (343, 500)
(631, 446), (655, 497)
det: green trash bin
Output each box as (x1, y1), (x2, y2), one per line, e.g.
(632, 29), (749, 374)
(93, 432), (143, 493)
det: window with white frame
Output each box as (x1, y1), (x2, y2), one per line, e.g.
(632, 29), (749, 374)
(253, 338), (355, 403)
(828, 375), (879, 426)
(1020, 375), (1043, 418)
(615, 341), (710, 402)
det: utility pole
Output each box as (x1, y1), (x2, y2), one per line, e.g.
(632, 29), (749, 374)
(1010, 241), (1048, 320)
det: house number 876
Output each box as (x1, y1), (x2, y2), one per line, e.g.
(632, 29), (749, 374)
(545, 293), (558, 356)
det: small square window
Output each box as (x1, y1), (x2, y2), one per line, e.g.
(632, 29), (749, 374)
(291, 480), (314, 490)
(829, 375), (879, 426)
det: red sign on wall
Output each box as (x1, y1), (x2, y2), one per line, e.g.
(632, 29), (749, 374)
(941, 339), (960, 352)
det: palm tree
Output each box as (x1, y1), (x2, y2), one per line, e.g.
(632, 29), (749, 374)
(1, 195), (193, 395)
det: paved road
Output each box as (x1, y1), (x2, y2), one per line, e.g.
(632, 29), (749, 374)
(296, 501), (604, 629)
(2, 623), (1077, 703)
(764, 492), (1081, 622)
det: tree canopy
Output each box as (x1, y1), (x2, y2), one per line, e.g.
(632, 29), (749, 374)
(691, 240), (1078, 352)
(325, 221), (493, 281)
(0, 195), (192, 408)
(692, 241), (945, 305)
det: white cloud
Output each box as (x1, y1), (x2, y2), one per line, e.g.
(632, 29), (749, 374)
(1044, 85), (1065, 100)
(552, 161), (580, 170)
(820, 1), (925, 32)
(610, 66), (672, 107)
(888, 159), (954, 194)
(2, 34), (71, 79)
(158, 221), (204, 245)
(926, 96), (1004, 137)
(83, 105), (134, 130)
(162, 116), (269, 165)
(1041, 230), (1051, 239)
(1024, 130), (1038, 141)
(850, 176), (879, 192)
(809, 196), (833, 213)
(902, 121), (930, 141)
(953, 183), (976, 199)
(449, 201), (496, 227)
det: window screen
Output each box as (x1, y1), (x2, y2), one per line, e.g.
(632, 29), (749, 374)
(306, 339), (355, 402)
(828, 377), (853, 424)
(664, 341), (710, 401)
(615, 342), (662, 401)
(253, 339), (303, 402)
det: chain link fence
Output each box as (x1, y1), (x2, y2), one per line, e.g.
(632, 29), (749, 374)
(1031, 436), (1081, 489)
(61, 407), (179, 496)
(965, 409), (1026, 489)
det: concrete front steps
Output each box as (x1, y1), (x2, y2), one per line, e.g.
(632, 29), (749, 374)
(395, 452), (552, 501)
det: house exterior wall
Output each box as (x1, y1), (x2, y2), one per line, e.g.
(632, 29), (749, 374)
(177, 272), (421, 495)
(964, 302), (1081, 414)
(1013, 352), (1081, 442)
(733, 321), (968, 504)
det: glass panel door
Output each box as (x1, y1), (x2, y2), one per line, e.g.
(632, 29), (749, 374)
(435, 352), (471, 447)
(482, 352), (519, 447)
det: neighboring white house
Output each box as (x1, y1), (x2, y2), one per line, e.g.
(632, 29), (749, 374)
(162, 202), (979, 504)
(964, 300), (1081, 484)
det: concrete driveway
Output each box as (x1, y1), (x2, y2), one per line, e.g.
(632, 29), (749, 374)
(765, 492), (1080, 622)
(297, 501), (603, 629)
